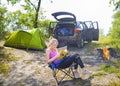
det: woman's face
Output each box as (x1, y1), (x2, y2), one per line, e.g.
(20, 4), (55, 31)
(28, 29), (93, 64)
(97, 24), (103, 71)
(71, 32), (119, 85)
(50, 41), (58, 48)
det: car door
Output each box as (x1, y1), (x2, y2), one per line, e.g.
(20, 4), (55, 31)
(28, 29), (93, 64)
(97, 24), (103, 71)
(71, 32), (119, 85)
(92, 21), (99, 41)
(51, 11), (76, 22)
(84, 21), (93, 42)
(77, 22), (87, 41)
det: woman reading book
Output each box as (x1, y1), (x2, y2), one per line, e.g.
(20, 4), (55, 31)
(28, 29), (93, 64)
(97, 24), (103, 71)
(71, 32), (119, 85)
(45, 38), (92, 77)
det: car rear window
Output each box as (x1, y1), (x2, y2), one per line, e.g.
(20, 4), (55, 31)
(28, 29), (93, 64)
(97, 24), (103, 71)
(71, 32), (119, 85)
(56, 23), (75, 36)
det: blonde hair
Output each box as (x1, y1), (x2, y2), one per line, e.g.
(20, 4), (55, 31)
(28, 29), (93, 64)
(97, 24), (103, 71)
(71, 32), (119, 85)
(48, 38), (58, 47)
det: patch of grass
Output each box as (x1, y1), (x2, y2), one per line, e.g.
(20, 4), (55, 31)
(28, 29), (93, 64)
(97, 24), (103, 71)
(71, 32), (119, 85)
(93, 71), (107, 76)
(0, 47), (21, 62)
(86, 42), (101, 49)
(100, 63), (119, 73)
(0, 61), (10, 74)
(0, 56), (21, 74)
(108, 80), (120, 86)
(116, 73), (120, 79)
(112, 59), (120, 68)
(0, 48), (22, 74)
(35, 69), (41, 74)
(84, 42), (101, 55)
(0, 56), (21, 62)
(98, 36), (111, 44)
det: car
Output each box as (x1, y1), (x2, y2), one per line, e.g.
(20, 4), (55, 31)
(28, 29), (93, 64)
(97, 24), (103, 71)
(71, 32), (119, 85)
(49, 11), (99, 48)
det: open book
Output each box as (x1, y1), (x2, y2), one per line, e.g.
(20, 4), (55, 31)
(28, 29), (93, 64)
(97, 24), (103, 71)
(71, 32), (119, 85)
(57, 46), (68, 60)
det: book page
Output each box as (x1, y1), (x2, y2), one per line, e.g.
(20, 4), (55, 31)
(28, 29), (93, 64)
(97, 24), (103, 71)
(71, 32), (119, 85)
(58, 46), (67, 52)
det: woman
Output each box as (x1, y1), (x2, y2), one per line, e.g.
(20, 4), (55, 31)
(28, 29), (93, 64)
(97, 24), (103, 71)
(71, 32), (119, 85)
(46, 38), (91, 77)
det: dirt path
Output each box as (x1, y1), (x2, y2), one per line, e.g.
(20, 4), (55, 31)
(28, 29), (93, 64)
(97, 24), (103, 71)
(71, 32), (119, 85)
(0, 43), (119, 86)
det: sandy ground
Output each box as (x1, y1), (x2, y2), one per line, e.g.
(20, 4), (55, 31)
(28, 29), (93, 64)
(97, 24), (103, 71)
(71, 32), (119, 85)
(0, 42), (120, 86)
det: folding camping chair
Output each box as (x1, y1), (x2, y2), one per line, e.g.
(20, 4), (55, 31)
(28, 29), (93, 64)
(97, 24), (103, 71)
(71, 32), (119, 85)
(49, 62), (76, 85)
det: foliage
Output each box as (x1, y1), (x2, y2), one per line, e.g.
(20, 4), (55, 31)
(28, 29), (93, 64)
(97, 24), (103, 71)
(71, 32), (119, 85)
(7, 10), (35, 30)
(97, 11), (120, 51)
(7, 0), (20, 5)
(38, 20), (50, 28)
(109, 11), (120, 51)
(109, 0), (120, 10)
(98, 35), (111, 45)
(0, 0), (52, 40)
(0, 5), (8, 39)
(6, 0), (53, 28)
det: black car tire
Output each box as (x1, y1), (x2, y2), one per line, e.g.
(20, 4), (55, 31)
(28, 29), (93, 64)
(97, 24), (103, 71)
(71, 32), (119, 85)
(77, 38), (84, 48)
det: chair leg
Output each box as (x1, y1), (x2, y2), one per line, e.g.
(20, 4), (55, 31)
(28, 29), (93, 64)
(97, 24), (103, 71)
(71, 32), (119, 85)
(52, 69), (59, 84)
(71, 66), (75, 79)
(52, 66), (75, 85)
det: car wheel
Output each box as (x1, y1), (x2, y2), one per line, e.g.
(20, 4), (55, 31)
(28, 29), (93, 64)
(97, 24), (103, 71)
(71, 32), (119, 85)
(77, 38), (84, 48)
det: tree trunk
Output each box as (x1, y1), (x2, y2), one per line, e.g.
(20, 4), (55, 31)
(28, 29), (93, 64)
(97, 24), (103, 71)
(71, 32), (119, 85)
(34, 0), (41, 28)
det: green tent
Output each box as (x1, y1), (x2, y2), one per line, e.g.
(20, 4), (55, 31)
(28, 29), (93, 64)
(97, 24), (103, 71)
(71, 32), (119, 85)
(4, 29), (46, 50)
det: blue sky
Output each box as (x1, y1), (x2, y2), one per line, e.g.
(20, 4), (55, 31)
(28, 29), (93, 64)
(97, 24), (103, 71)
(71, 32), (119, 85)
(2, 0), (114, 35)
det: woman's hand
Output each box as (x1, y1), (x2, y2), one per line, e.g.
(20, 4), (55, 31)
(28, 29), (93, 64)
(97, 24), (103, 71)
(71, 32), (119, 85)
(55, 52), (60, 58)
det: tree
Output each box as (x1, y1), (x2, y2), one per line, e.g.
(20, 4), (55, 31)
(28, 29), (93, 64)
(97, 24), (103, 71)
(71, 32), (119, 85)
(109, 0), (120, 10)
(0, 6), (7, 32)
(7, 0), (42, 28)
(27, 0), (41, 28)
(109, 11), (120, 50)
(0, 4), (8, 39)
(7, 10), (35, 30)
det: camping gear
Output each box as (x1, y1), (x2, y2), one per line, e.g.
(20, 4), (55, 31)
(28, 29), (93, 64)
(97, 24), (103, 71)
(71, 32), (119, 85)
(4, 28), (46, 50)
(49, 63), (75, 85)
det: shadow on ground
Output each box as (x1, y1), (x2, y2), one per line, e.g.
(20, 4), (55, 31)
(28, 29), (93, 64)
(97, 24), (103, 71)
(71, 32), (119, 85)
(59, 76), (94, 86)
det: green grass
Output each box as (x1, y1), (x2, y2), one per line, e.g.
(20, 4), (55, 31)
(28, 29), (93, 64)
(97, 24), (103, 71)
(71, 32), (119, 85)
(0, 61), (10, 74)
(112, 59), (120, 68)
(116, 73), (120, 79)
(100, 63), (118, 73)
(93, 60), (120, 77)
(0, 47), (21, 74)
(108, 80), (120, 86)
(98, 35), (120, 52)
(98, 36), (111, 44)
(0, 56), (21, 74)
(93, 71), (107, 76)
